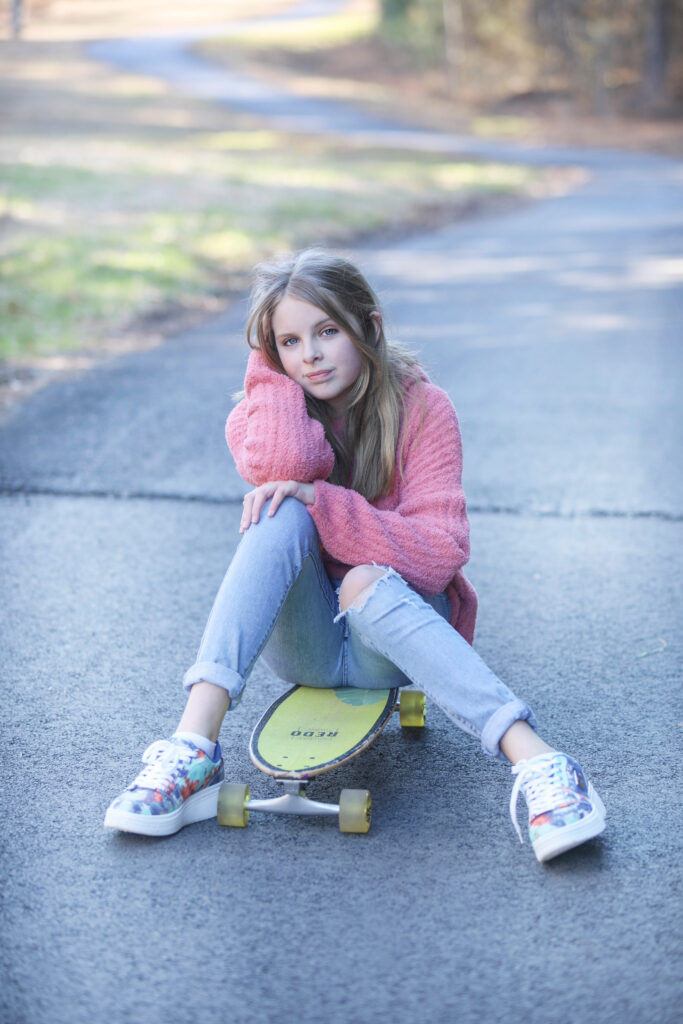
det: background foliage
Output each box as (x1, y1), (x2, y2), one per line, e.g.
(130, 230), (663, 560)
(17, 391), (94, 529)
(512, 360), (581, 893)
(379, 0), (683, 113)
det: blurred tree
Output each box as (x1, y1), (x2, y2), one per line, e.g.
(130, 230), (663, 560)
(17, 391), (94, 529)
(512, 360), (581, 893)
(442, 1), (465, 94)
(534, 0), (681, 112)
(642, 0), (674, 108)
(380, 0), (412, 15)
(533, 0), (616, 113)
(380, 0), (683, 113)
(12, 0), (23, 38)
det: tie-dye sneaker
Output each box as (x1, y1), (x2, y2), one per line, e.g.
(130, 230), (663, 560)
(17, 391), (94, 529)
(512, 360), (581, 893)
(104, 737), (224, 836)
(510, 752), (606, 863)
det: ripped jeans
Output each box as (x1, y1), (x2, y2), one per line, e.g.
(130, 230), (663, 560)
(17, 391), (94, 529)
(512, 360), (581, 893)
(183, 498), (536, 761)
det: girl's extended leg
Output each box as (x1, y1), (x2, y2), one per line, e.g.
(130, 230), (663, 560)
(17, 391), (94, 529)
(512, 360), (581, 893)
(183, 498), (342, 699)
(499, 720), (554, 763)
(105, 498), (344, 836)
(339, 566), (606, 863)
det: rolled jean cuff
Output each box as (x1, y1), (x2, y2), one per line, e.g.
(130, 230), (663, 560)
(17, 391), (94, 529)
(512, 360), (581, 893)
(481, 699), (537, 762)
(182, 661), (246, 708)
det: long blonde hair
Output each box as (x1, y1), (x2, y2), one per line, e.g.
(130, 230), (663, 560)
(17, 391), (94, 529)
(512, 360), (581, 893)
(246, 249), (425, 501)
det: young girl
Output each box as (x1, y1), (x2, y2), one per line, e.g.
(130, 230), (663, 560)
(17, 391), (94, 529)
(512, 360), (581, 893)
(104, 249), (606, 863)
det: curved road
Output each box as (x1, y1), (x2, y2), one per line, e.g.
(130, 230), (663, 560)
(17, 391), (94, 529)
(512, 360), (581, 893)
(1, 3), (681, 1023)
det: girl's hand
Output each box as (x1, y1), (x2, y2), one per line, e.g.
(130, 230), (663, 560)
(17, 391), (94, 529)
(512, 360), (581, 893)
(240, 480), (315, 533)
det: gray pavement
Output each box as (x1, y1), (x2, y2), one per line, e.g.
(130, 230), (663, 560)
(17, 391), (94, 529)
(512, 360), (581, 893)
(1, 2), (682, 1023)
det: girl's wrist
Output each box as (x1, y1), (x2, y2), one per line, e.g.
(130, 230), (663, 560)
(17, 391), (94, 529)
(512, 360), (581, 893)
(301, 482), (316, 505)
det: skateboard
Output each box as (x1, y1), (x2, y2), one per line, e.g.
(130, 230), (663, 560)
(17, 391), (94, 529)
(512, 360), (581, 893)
(216, 685), (426, 833)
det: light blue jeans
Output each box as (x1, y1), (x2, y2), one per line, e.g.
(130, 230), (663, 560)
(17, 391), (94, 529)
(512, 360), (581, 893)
(183, 498), (536, 761)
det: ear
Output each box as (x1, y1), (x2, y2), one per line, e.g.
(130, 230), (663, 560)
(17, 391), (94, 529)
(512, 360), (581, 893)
(370, 312), (382, 342)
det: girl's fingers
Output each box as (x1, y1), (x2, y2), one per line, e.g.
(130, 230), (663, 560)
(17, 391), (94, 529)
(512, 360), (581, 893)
(240, 482), (300, 531)
(250, 488), (271, 524)
(241, 487), (266, 531)
(240, 493), (254, 532)
(267, 484), (288, 517)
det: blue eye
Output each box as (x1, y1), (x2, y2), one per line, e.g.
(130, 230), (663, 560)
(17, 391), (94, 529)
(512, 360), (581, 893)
(321, 327), (338, 337)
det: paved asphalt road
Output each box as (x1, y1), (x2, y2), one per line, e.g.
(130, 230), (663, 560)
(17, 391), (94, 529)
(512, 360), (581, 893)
(1, 3), (682, 1023)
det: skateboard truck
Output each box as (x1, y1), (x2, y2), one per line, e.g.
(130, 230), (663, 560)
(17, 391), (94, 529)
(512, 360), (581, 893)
(218, 778), (372, 833)
(247, 779), (340, 819)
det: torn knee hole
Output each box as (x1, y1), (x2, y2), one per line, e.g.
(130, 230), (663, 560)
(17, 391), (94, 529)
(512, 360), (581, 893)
(346, 575), (385, 612)
(336, 567), (391, 618)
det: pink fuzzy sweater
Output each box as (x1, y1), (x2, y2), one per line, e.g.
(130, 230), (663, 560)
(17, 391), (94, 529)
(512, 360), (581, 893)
(226, 350), (478, 643)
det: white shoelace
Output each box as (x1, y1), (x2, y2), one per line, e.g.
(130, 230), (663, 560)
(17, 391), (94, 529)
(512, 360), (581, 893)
(509, 753), (569, 844)
(130, 739), (192, 792)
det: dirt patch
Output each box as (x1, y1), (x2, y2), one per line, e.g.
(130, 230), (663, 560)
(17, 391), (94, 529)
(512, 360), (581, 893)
(228, 32), (683, 158)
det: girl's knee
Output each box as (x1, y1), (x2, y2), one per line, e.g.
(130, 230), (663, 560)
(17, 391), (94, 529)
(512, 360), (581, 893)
(248, 495), (315, 540)
(339, 565), (388, 612)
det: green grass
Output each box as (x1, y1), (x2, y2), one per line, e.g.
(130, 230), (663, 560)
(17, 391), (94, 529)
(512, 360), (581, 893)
(472, 116), (532, 139)
(0, 140), (535, 359)
(213, 8), (379, 52)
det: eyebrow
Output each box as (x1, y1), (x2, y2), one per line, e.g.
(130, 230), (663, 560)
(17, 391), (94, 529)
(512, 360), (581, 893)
(274, 317), (335, 341)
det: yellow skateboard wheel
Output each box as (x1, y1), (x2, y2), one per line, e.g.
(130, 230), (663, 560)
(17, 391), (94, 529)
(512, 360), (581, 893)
(217, 783), (250, 828)
(399, 690), (426, 727)
(339, 788), (371, 834)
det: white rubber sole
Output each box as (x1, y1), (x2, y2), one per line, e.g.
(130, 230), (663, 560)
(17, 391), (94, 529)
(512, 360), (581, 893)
(532, 783), (606, 863)
(104, 783), (220, 837)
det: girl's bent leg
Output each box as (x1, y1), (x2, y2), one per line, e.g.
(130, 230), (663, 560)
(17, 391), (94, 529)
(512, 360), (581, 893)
(104, 500), (338, 838)
(182, 497), (334, 709)
(341, 568), (536, 762)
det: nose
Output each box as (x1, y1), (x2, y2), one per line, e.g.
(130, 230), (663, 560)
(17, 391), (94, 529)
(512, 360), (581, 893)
(301, 334), (322, 363)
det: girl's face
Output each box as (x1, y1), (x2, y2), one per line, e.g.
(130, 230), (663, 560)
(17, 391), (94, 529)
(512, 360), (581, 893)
(271, 294), (364, 417)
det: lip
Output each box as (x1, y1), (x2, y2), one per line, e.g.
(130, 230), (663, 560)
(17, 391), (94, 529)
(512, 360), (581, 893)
(305, 369), (333, 382)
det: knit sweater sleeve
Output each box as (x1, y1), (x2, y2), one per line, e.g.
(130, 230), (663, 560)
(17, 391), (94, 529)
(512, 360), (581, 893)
(308, 383), (470, 594)
(225, 349), (335, 485)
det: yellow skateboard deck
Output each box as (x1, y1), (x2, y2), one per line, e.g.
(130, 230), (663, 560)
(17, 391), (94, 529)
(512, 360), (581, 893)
(249, 686), (398, 779)
(218, 687), (426, 832)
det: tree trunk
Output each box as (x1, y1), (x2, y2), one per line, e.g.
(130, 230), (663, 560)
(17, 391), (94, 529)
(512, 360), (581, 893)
(11, 0), (23, 38)
(442, 0), (465, 97)
(642, 0), (671, 109)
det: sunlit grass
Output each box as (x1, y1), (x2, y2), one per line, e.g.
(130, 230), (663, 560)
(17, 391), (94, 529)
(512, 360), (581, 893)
(202, 130), (284, 151)
(472, 116), (532, 139)
(0, 141), (536, 358)
(216, 9), (379, 52)
(0, 231), (201, 357)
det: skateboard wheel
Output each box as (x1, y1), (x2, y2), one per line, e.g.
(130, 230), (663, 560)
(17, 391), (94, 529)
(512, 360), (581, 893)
(399, 690), (426, 728)
(339, 789), (371, 834)
(217, 783), (250, 828)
